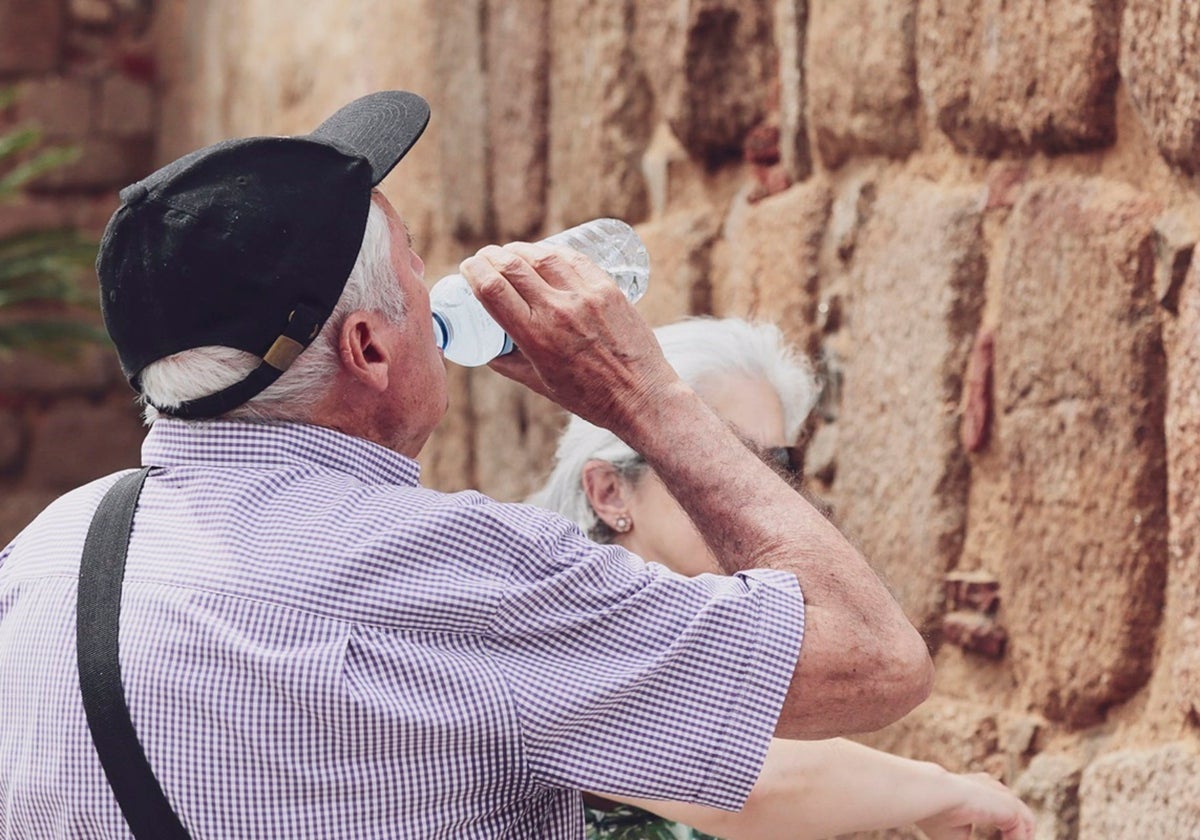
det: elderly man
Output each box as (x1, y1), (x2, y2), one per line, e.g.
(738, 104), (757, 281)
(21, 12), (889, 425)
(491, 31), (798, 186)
(0, 91), (932, 838)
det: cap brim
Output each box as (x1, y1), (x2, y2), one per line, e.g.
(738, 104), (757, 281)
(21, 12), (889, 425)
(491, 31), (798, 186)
(307, 90), (430, 185)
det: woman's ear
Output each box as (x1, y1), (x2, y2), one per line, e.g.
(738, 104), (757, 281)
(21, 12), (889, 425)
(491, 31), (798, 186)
(581, 459), (634, 531)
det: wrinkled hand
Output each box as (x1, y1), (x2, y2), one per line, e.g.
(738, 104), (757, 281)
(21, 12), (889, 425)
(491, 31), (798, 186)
(916, 772), (1035, 840)
(458, 242), (679, 432)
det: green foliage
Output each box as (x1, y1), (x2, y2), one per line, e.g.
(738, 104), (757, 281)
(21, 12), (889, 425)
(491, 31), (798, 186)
(585, 803), (720, 840)
(0, 86), (105, 357)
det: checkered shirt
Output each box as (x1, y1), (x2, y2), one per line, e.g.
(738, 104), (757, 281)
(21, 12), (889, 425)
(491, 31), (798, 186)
(0, 419), (805, 838)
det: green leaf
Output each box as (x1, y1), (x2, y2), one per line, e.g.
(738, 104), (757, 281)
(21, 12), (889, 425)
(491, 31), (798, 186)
(0, 126), (42, 164)
(0, 145), (82, 198)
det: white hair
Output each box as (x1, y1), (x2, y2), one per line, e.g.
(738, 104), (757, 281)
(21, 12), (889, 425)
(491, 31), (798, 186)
(528, 316), (819, 540)
(139, 196), (405, 424)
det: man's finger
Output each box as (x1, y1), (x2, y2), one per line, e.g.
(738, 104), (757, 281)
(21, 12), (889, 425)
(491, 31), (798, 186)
(459, 251), (535, 327)
(487, 349), (550, 397)
(505, 241), (611, 292)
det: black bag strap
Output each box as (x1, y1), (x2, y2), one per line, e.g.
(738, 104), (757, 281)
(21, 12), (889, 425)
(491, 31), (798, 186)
(76, 467), (193, 840)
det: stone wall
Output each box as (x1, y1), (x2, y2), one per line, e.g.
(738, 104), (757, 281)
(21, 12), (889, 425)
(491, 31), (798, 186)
(3, 0), (1198, 835)
(0, 0), (158, 539)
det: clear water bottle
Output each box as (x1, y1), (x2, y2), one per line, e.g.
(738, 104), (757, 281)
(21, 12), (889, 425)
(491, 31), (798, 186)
(430, 218), (650, 367)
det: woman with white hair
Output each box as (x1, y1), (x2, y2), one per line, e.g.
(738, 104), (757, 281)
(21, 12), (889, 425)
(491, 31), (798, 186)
(532, 317), (1034, 840)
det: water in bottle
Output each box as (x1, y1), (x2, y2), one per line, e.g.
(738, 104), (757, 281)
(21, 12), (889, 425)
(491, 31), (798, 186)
(430, 218), (650, 367)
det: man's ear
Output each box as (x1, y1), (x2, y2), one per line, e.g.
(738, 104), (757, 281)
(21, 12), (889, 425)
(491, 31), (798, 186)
(337, 310), (392, 393)
(581, 459), (634, 530)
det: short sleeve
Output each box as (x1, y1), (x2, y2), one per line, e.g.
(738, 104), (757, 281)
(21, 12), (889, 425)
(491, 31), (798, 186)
(485, 509), (805, 811)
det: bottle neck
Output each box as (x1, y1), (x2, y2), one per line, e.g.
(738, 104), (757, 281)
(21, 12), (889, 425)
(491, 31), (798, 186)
(431, 312), (449, 351)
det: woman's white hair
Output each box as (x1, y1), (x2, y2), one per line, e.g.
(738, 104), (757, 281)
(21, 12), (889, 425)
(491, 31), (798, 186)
(528, 316), (819, 539)
(139, 196), (406, 424)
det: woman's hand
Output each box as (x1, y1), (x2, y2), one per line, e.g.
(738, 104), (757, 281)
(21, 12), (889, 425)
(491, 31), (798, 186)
(592, 738), (1035, 840)
(915, 770), (1035, 840)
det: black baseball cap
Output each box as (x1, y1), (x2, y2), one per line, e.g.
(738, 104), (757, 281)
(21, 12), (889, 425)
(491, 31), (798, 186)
(96, 90), (430, 419)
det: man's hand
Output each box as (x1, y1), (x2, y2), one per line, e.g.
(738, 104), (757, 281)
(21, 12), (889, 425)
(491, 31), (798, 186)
(459, 242), (680, 433)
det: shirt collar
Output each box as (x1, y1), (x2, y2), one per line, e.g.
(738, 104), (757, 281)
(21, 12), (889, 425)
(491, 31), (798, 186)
(141, 418), (422, 487)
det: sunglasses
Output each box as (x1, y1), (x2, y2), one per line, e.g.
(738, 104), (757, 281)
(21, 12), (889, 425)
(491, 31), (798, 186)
(751, 444), (803, 476)
(628, 439), (803, 476)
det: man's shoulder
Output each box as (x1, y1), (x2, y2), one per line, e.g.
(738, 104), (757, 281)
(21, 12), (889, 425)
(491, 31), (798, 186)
(1, 469), (140, 577)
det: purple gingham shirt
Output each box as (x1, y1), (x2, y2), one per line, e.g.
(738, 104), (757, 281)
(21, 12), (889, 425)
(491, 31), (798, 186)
(0, 419), (805, 838)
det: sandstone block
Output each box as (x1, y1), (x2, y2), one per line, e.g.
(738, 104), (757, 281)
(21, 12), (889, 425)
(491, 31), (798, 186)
(996, 178), (1167, 728)
(662, 0), (775, 161)
(486, 0), (549, 241)
(24, 396), (145, 492)
(826, 178), (987, 632)
(858, 695), (1042, 781)
(1151, 207), (1200, 313)
(918, 0), (1120, 156)
(1162, 261), (1200, 724)
(1079, 744), (1200, 837)
(712, 179), (830, 354)
(807, 0), (918, 168)
(636, 210), (722, 327)
(548, 0), (652, 227)
(1121, 1), (1200, 174)
(1013, 753), (1083, 840)
(98, 74), (155, 137)
(0, 0), (64, 74)
(434, 0), (489, 241)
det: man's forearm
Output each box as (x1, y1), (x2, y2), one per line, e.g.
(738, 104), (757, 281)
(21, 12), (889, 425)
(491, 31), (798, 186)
(620, 383), (933, 735)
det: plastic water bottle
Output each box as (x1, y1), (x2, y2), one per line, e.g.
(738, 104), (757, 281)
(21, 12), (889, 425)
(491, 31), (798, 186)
(430, 218), (650, 367)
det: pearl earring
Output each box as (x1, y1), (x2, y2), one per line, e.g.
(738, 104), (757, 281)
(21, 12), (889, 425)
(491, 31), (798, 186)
(614, 515), (632, 533)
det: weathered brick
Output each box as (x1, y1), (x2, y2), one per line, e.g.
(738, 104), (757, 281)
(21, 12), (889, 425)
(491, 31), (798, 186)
(0, 0), (64, 74)
(1080, 744), (1200, 837)
(917, 0), (1120, 156)
(485, 0), (549, 241)
(0, 410), (22, 472)
(825, 178), (986, 632)
(0, 489), (61, 547)
(98, 74), (155, 137)
(994, 178), (1167, 728)
(0, 345), (120, 396)
(547, 0), (652, 227)
(35, 136), (155, 191)
(807, 0), (918, 168)
(16, 77), (93, 138)
(1121, 0), (1200, 174)
(711, 179), (830, 355)
(24, 395), (144, 492)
